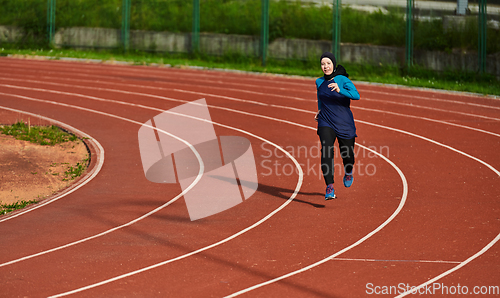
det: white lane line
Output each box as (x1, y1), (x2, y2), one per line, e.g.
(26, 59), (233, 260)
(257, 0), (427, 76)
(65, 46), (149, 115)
(0, 86), (397, 296)
(1, 78), (500, 140)
(3, 78), (499, 297)
(362, 89), (500, 111)
(353, 106), (500, 138)
(361, 97), (500, 122)
(0, 91), (305, 278)
(223, 141), (408, 298)
(0, 91), (305, 297)
(0, 106), (105, 223)
(0, 92), (206, 268)
(5, 58), (499, 106)
(48, 126), (401, 296)
(4, 64), (500, 112)
(0, 59), (307, 91)
(0, 84), (401, 297)
(49, 144), (303, 297)
(356, 119), (500, 175)
(223, 122), (500, 297)
(331, 258), (462, 264)
(0, 83), (313, 133)
(396, 233), (500, 297)
(3, 69), (500, 124)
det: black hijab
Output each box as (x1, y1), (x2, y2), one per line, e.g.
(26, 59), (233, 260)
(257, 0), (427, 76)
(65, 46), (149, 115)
(320, 52), (349, 80)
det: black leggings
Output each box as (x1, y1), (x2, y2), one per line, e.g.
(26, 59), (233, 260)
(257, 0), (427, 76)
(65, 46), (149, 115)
(317, 126), (355, 185)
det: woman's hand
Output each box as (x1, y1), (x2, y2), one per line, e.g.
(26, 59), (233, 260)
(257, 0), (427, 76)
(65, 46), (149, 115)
(328, 82), (340, 93)
(315, 110), (320, 121)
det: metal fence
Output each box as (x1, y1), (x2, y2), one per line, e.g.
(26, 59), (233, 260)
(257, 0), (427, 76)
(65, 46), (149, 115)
(1, 0), (494, 73)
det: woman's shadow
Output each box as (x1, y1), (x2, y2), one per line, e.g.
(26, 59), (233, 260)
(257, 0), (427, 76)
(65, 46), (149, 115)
(210, 174), (325, 208)
(257, 182), (326, 208)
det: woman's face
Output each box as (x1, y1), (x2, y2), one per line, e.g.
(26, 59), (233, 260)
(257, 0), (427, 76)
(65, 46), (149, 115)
(321, 58), (334, 76)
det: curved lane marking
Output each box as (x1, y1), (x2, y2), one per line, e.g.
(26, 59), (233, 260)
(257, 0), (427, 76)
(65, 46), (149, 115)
(0, 89), (403, 298)
(0, 94), (403, 297)
(223, 121), (500, 297)
(224, 141), (408, 298)
(1, 79), (500, 139)
(5, 59), (499, 108)
(360, 97), (500, 122)
(0, 91), (305, 297)
(2, 67), (500, 114)
(0, 106), (105, 223)
(361, 89), (500, 111)
(0, 91), (305, 281)
(1, 72), (498, 296)
(396, 233), (500, 297)
(0, 92), (206, 268)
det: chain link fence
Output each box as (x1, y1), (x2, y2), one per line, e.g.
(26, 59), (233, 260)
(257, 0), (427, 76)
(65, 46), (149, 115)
(0, 0), (498, 73)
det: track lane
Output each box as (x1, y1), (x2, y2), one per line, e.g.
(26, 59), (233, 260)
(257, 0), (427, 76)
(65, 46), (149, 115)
(0, 57), (498, 297)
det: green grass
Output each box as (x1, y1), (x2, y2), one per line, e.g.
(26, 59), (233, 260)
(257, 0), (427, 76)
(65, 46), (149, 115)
(63, 159), (89, 181)
(0, 122), (88, 215)
(0, 199), (38, 215)
(0, 121), (78, 146)
(1, 0), (499, 53)
(1, 46), (499, 96)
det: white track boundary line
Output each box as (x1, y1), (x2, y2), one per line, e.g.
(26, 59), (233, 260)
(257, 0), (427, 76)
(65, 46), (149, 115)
(361, 97), (500, 122)
(224, 122), (500, 297)
(0, 91), (305, 297)
(48, 145), (394, 298)
(0, 59), (301, 92)
(0, 91), (305, 281)
(4, 58), (498, 104)
(2, 80), (498, 297)
(396, 233), (500, 297)
(55, 85), (500, 298)
(223, 133), (408, 298)
(0, 92), (206, 268)
(0, 106), (105, 223)
(18, 91), (406, 296)
(353, 106), (500, 138)
(363, 89), (500, 111)
(332, 258), (461, 264)
(1, 79), (500, 140)
(1, 85), (403, 297)
(2, 70), (500, 123)
(3, 64), (500, 111)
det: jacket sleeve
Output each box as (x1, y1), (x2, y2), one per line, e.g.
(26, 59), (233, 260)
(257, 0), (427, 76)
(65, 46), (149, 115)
(315, 78), (324, 109)
(338, 76), (360, 100)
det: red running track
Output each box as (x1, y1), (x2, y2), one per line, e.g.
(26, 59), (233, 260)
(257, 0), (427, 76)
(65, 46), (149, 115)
(0, 57), (499, 297)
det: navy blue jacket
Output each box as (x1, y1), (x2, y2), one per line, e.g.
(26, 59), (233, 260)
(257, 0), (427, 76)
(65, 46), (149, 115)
(316, 75), (360, 139)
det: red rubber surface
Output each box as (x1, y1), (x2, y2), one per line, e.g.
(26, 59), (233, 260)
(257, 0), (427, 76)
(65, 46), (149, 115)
(0, 57), (499, 297)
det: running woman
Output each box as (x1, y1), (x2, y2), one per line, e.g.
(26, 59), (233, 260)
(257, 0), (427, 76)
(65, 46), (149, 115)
(315, 52), (360, 200)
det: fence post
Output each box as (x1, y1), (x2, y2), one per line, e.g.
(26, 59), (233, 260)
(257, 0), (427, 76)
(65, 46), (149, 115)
(478, 0), (487, 74)
(261, 0), (269, 66)
(192, 0), (200, 53)
(121, 0), (131, 51)
(47, 0), (56, 45)
(332, 0), (341, 61)
(405, 0), (414, 68)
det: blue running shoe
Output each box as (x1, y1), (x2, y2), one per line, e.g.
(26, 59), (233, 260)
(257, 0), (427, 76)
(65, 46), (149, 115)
(343, 173), (354, 188)
(325, 184), (336, 200)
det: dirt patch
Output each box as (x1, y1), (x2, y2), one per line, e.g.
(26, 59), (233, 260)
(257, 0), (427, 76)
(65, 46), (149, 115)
(0, 133), (89, 205)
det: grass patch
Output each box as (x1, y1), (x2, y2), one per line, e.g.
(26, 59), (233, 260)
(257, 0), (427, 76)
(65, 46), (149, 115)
(2, 47), (498, 96)
(63, 158), (89, 181)
(0, 121), (78, 146)
(0, 199), (38, 215)
(1, 0), (499, 53)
